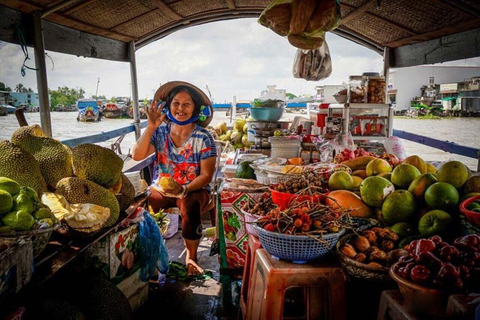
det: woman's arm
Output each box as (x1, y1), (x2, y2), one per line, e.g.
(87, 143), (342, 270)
(131, 127), (156, 161)
(131, 100), (166, 161)
(184, 157), (216, 193)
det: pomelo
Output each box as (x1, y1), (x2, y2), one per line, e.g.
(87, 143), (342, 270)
(463, 176), (480, 194)
(426, 163), (437, 173)
(381, 190), (416, 225)
(391, 163), (421, 189)
(391, 222), (415, 239)
(403, 155), (427, 174)
(328, 171), (354, 190)
(418, 210), (452, 236)
(408, 173), (438, 201)
(360, 176), (395, 208)
(424, 182), (459, 211)
(325, 190), (373, 218)
(436, 161), (469, 188)
(366, 158), (392, 176)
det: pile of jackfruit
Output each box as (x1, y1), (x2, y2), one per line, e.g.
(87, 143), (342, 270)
(0, 125), (135, 235)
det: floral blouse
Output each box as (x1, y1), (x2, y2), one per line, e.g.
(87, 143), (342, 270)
(150, 123), (217, 189)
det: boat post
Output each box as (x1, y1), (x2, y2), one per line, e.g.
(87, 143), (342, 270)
(129, 41), (141, 140)
(384, 47), (393, 137)
(33, 11), (52, 137)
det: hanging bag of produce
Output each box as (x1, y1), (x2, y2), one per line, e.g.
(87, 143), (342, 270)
(292, 40), (332, 81)
(258, 0), (341, 50)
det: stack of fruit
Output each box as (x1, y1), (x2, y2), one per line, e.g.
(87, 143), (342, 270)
(339, 227), (408, 269)
(392, 235), (480, 292)
(326, 154), (479, 243)
(213, 118), (252, 149)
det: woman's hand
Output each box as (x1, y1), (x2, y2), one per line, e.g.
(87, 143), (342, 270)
(145, 100), (166, 130)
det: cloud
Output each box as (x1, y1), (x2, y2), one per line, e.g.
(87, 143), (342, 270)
(1, 18), (478, 103)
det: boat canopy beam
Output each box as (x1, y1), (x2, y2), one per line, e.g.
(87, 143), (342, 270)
(129, 41), (141, 140)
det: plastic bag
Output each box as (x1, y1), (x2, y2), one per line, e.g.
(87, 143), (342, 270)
(292, 40), (332, 81)
(333, 132), (355, 158)
(258, 0), (340, 50)
(137, 209), (169, 281)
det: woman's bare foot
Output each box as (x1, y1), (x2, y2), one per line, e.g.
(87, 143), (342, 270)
(186, 258), (204, 277)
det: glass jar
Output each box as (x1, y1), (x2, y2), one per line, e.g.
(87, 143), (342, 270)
(348, 76), (367, 103)
(367, 76), (386, 104)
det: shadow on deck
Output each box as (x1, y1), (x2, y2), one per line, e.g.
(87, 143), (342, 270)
(133, 219), (236, 320)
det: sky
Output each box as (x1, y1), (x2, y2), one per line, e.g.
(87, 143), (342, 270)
(0, 18), (479, 103)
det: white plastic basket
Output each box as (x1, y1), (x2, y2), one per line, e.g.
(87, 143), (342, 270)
(271, 147), (301, 159)
(255, 170), (270, 184)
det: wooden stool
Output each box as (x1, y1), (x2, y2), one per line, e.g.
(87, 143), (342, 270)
(246, 249), (346, 320)
(239, 235), (263, 319)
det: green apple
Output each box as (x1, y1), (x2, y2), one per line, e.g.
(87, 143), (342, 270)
(418, 210), (452, 237)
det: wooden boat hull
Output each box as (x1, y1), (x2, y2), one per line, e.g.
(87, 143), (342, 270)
(103, 109), (125, 118)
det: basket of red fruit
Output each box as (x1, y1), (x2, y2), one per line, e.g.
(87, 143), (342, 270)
(252, 202), (348, 264)
(390, 235), (480, 316)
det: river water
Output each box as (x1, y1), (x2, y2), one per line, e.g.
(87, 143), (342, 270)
(0, 111), (479, 169)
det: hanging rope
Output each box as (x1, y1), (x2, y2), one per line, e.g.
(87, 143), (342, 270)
(15, 23), (39, 77)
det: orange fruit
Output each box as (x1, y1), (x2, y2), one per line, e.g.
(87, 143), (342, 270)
(436, 161), (469, 188)
(382, 190), (416, 225)
(366, 158), (392, 176)
(424, 182), (459, 211)
(360, 176), (395, 208)
(328, 171), (353, 191)
(391, 163), (421, 189)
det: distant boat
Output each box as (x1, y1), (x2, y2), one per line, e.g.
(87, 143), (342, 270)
(0, 106), (7, 116)
(76, 99), (100, 122)
(127, 106), (147, 119)
(102, 103), (125, 119)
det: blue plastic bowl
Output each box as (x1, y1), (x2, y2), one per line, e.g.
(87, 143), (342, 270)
(250, 107), (284, 121)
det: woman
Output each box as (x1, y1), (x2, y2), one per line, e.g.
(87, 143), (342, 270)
(132, 82), (217, 276)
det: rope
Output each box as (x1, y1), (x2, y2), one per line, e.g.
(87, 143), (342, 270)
(15, 24), (38, 77)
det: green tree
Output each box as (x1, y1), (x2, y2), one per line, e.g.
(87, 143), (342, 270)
(49, 86), (86, 109)
(110, 97), (117, 103)
(92, 95), (106, 100)
(0, 82), (12, 92)
(286, 93), (297, 100)
(15, 83), (25, 93)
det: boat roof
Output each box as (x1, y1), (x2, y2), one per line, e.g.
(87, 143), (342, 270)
(1, 0), (479, 67)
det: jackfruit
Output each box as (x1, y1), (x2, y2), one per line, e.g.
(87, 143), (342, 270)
(0, 140), (47, 195)
(56, 177), (120, 227)
(159, 176), (183, 194)
(11, 125), (73, 190)
(115, 173), (135, 213)
(65, 203), (110, 233)
(71, 144), (123, 189)
(41, 192), (71, 220)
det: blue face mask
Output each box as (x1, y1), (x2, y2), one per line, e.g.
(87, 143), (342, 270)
(158, 101), (212, 125)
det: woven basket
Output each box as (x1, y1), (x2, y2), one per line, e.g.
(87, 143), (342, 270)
(336, 234), (393, 283)
(253, 224), (344, 264)
(0, 224), (59, 258)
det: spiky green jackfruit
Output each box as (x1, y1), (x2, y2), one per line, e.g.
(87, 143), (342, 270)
(11, 125), (73, 190)
(56, 177), (120, 227)
(71, 144), (123, 189)
(115, 174), (135, 213)
(0, 140), (47, 195)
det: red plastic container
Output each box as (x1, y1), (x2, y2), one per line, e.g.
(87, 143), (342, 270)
(270, 188), (327, 210)
(460, 195), (480, 227)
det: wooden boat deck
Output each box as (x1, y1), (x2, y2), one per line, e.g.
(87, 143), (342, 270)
(133, 218), (236, 320)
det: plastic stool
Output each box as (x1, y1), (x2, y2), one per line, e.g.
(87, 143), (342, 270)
(239, 235), (263, 319)
(246, 249), (346, 320)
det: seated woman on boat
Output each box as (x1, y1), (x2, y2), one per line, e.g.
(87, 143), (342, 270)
(132, 81), (216, 277)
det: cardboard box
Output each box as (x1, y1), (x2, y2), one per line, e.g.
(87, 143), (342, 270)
(86, 224), (140, 284)
(0, 239), (33, 304)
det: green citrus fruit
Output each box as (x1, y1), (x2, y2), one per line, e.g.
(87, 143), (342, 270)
(436, 161), (469, 188)
(328, 171), (354, 191)
(391, 163), (421, 189)
(463, 176), (480, 194)
(366, 159), (392, 176)
(382, 190), (417, 225)
(424, 182), (459, 211)
(360, 176), (395, 208)
(403, 155), (427, 174)
(418, 210), (452, 236)
(0, 190), (13, 215)
(391, 222), (415, 239)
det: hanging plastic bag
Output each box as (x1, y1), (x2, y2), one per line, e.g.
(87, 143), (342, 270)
(137, 208), (169, 281)
(258, 0), (341, 50)
(292, 40), (332, 81)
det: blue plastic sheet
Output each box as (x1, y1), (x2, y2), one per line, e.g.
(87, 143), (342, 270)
(137, 209), (169, 282)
